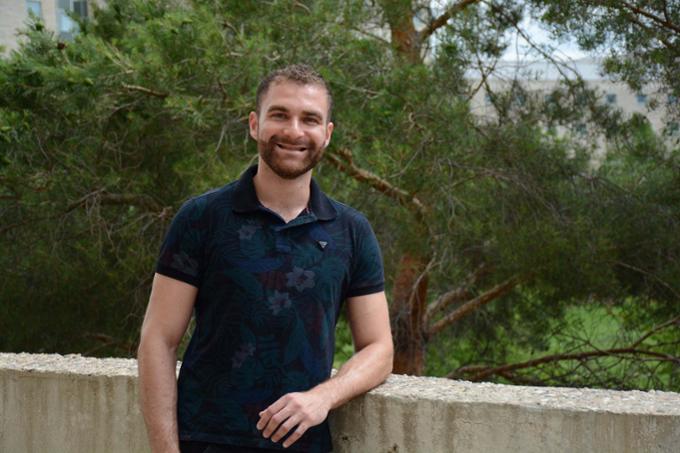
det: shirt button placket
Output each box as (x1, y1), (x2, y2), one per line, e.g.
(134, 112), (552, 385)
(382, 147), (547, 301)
(273, 225), (292, 253)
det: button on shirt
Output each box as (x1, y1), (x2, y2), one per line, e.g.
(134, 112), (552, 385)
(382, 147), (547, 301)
(156, 165), (385, 452)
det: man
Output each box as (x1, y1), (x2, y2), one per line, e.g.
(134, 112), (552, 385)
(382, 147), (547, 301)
(137, 64), (393, 453)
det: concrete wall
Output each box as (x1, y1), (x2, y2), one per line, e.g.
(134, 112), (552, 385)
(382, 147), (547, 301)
(2, 353), (679, 453)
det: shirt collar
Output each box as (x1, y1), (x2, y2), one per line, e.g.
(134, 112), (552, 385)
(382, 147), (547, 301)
(232, 165), (337, 221)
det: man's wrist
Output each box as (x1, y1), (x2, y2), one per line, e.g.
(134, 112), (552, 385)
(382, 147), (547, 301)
(308, 380), (339, 411)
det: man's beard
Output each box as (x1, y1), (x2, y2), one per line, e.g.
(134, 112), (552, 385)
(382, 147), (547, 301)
(258, 134), (325, 179)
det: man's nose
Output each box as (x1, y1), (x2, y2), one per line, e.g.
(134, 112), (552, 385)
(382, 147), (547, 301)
(283, 118), (304, 140)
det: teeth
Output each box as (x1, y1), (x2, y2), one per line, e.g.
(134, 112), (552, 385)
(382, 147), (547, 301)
(277, 143), (305, 151)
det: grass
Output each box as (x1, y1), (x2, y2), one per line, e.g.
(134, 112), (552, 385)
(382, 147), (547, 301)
(423, 301), (677, 391)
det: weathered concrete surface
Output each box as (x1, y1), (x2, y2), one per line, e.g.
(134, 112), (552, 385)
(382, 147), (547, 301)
(1, 353), (679, 453)
(0, 353), (151, 453)
(329, 374), (680, 453)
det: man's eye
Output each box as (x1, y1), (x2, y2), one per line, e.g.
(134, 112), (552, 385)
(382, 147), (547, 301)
(271, 113), (286, 119)
(305, 117), (320, 124)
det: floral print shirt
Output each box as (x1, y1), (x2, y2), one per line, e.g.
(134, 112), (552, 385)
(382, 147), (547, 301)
(156, 165), (385, 452)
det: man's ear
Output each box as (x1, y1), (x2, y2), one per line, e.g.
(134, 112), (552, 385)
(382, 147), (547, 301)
(249, 111), (259, 141)
(324, 121), (334, 148)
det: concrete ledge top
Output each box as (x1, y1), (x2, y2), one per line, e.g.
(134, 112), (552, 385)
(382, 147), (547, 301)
(1, 352), (141, 377)
(375, 373), (680, 416)
(2, 352), (679, 416)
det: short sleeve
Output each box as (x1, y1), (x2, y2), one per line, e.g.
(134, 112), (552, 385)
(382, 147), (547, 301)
(155, 197), (208, 288)
(347, 215), (385, 298)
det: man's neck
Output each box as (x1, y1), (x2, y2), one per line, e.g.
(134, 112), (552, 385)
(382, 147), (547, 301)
(253, 160), (312, 223)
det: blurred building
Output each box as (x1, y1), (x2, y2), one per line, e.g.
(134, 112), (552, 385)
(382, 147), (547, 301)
(469, 58), (679, 147)
(0, 0), (92, 53)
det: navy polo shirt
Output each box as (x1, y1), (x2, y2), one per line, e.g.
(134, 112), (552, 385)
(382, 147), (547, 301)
(155, 165), (385, 452)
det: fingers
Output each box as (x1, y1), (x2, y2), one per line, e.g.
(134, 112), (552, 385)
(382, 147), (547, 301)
(260, 406), (293, 438)
(257, 395), (289, 432)
(257, 391), (326, 448)
(282, 422), (310, 449)
(270, 414), (301, 443)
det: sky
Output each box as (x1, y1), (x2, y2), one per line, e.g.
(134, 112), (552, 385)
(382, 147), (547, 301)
(425, 0), (591, 62)
(426, 1), (600, 80)
(485, 14), (608, 81)
(504, 15), (590, 62)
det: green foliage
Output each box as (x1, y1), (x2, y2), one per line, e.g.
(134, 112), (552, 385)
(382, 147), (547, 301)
(530, 0), (680, 116)
(0, 0), (678, 390)
(428, 299), (679, 390)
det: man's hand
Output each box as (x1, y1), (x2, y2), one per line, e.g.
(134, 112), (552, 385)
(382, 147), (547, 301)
(257, 389), (331, 448)
(258, 291), (392, 449)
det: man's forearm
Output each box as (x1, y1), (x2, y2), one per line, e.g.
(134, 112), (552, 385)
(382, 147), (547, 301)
(312, 340), (393, 409)
(138, 340), (181, 453)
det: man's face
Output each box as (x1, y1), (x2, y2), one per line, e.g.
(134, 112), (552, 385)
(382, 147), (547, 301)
(249, 80), (334, 179)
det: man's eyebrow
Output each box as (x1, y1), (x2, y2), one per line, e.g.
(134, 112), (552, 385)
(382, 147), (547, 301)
(266, 105), (290, 113)
(302, 110), (323, 120)
(266, 105), (324, 120)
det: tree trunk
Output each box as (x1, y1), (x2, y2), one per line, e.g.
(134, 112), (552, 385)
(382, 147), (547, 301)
(379, 0), (422, 64)
(390, 253), (429, 375)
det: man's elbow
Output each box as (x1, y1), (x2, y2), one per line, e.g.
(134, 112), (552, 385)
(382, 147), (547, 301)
(380, 339), (394, 379)
(137, 329), (179, 362)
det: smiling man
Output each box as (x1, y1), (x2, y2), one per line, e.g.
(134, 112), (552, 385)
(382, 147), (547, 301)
(137, 64), (393, 453)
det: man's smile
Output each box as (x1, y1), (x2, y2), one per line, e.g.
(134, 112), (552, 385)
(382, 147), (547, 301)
(275, 142), (308, 152)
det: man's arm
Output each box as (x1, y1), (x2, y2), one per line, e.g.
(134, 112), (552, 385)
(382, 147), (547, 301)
(258, 291), (393, 448)
(138, 273), (197, 453)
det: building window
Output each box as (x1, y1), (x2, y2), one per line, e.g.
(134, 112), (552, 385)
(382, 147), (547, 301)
(605, 93), (617, 105)
(26, 0), (42, 17)
(575, 122), (587, 135)
(636, 93), (647, 105)
(667, 122), (680, 137)
(669, 94), (679, 105)
(57, 0), (88, 40)
(575, 92), (589, 106)
(513, 92), (526, 107)
(72, 0), (88, 17)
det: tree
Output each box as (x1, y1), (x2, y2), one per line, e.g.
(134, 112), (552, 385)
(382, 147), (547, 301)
(348, 0), (679, 385)
(1, 0), (678, 390)
(530, 0), (680, 121)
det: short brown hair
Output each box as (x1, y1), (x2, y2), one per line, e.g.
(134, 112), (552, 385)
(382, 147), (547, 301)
(255, 64), (333, 121)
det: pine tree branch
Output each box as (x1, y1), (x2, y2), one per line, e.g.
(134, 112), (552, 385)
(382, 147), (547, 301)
(84, 332), (136, 356)
(66, 190), (162, 212)
(614, 261), (680, 300)
(427, 274), (523, 336)
(2, 191), (165, 236)
(121, 83), (169, 99)
(406, 255), (437, 329)
(482, 0), (582, 82)
(604, 6), (675, 49)
(419, 0), (482, 42)
(448, 314), (680, 381)
(99, 193), (163, 210)
(465, 53), (498, 103)
(630, 314), (680, 349)
(325, 148), (428, 219)
(424, 263), (490, 326)
(617, 1), (680, 34)
(450, 347), (680, 382)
